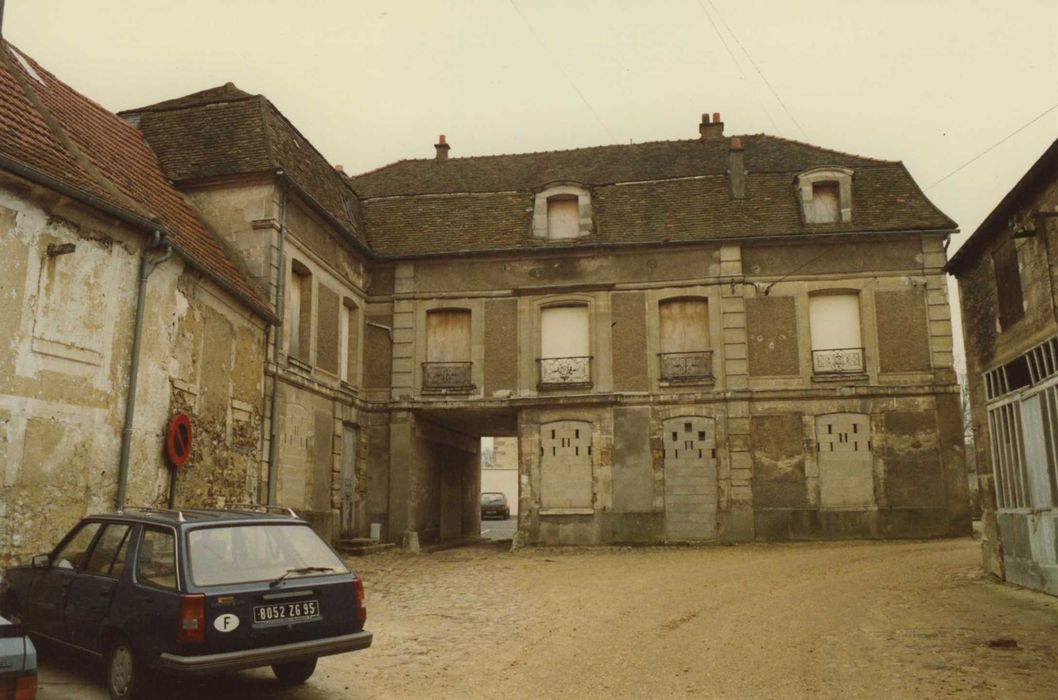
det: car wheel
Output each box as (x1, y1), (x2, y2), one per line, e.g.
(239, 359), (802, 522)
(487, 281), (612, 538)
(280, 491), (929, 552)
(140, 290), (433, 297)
(503, 508), (510, 520)
(106, 636), (143, 700)
(272, 657), (318, 684)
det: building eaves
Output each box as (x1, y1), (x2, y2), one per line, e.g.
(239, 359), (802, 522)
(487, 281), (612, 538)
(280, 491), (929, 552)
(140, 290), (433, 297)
(946, 138), (1058, 274)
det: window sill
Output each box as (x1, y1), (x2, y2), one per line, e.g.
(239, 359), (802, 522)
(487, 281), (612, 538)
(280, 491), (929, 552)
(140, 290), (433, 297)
(811, 372), (869, 384)
(539, 507), (594, 516)
(538, 382), (593, 391)
(659, 377), (715, 388)
(287, 356), (312, 372)
(421, 385), (477, 395)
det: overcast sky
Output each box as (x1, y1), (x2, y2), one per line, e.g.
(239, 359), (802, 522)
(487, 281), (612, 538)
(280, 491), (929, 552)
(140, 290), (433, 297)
(6, 0), (1058, 368)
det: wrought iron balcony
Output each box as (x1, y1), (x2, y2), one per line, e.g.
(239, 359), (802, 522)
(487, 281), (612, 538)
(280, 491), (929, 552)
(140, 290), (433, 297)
(422, 361), (474, 391)
(538, 356), (592, 388)
(659, 350), (714, 383)
(812, 347), (865, 375)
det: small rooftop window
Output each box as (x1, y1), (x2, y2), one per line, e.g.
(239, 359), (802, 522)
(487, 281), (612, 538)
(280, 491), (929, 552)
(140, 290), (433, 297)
(532, 184), (592, 239)
(797, 168), (853, 224)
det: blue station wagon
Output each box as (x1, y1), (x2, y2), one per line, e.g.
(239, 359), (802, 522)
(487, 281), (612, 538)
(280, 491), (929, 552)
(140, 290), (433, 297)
(0, 507), (371, 699)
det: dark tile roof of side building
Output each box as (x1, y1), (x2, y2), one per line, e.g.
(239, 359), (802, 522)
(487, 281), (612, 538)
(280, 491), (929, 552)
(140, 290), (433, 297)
(350, 135), (956, 257)
(946, 137), (1058, 274)
(120, 86), (367, 252)
(0, 42), (271, 318)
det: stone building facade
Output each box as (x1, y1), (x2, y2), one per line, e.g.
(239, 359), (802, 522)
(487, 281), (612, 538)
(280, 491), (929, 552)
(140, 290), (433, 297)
(0, 44), (271, 568)
(0, 42), (972, 555)
(342, 119), (969, 544)
(949, 138), (1058, 596)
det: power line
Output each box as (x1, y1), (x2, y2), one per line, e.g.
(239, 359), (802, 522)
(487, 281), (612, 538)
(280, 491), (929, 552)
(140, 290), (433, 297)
(694, 0), (781, 135)
(925, 101), (1058, 191)
(506, 0), (617, 143)
(706, 0), (809, 141)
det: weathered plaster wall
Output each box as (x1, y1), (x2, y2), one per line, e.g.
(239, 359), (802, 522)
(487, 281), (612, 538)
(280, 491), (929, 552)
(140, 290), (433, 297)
(0, 178), (266, 569)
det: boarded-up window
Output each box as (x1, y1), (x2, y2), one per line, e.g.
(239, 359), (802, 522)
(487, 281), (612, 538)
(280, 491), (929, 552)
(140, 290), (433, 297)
(809, 294), (860, 350)
(427, 309), (471, 362)
(993, 239), (1025, 329)
(547, 196), (579, 239)
(288, 260), (313, 361)
(316, 285), (340, 374)
(541, 305), (589, 358)
(806, 181), (840, 224)
(341, 300), (359, 383)
(659, 299), (709, 353)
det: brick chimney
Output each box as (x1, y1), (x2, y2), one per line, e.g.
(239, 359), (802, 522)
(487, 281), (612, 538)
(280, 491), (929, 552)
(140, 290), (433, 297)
(728, 136), (746, 199)
(699, 112), (724, 140)
(435, 134), (450, 162)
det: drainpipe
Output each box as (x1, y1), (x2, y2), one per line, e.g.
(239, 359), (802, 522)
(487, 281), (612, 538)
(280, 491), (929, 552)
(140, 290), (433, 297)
(115, 231), (173, 509)
(266, 186), (289, 505)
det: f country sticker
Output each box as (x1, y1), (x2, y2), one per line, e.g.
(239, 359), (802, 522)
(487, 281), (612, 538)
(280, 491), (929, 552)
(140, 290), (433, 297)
(214, 614), (240, 633)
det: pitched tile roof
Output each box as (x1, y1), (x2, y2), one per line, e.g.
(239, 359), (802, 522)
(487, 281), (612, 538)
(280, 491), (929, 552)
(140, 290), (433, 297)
(351, 135), (956, 257)
(120, 87), (366, 251)
(0, 42), (271, 318)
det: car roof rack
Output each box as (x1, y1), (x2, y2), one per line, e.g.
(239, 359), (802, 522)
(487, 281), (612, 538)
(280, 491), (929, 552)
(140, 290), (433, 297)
(117, 506), (186, 522)
(226, 503), (299, 518)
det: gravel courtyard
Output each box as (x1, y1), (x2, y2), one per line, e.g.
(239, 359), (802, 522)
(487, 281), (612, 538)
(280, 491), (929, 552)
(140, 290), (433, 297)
(36, 537), (1058, 699)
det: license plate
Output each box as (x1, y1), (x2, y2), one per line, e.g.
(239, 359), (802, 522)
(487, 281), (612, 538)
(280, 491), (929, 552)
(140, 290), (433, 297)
(253, 599), (320, 624)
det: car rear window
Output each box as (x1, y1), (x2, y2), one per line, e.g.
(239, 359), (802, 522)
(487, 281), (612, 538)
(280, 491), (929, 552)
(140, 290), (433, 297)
(188, 524), (348, 587)
(482, 493), (505, 504)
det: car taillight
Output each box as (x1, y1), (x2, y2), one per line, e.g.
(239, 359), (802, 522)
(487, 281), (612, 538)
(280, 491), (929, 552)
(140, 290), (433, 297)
(353, 577), (367, 625)
(178, 594), (206, 643)
(15, 674), (37, 700)
(0, 674), (37, 700)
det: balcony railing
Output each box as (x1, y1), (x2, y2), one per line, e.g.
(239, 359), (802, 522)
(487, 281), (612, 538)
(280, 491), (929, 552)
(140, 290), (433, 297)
(659, 350), (714, 383)
(812, 347), (865, 375)
(538, 356), (592, 388)
(422, 361), (474, 391)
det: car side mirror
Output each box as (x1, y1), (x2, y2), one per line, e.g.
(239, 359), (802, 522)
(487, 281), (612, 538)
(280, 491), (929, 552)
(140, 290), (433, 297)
(31, 553), (50, 568)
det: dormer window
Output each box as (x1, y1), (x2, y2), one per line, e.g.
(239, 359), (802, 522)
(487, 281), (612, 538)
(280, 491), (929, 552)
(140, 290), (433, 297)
(533, 184), (592, 239)
(797, 168), (853, 224)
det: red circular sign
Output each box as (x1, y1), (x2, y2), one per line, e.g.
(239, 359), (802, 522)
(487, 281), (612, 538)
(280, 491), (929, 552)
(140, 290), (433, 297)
(165, 413), (192, 469)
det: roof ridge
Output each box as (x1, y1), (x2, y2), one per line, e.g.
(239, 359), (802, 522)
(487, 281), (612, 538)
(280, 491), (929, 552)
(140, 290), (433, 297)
(119, 82), (258, 115)
(749, 133), (893, 164)
(350, 132), (896, 181)
(260, 98), (362, 201)
(360, 136), (715, 169)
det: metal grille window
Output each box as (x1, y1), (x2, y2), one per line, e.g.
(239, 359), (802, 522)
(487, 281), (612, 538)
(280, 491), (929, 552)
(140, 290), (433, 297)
(984, 335), (1058, 400)
(988, 402), (1029, 509)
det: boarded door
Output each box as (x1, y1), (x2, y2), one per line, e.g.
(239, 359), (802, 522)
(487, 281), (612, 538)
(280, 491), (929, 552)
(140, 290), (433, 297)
(663, 417), (718, 540)
(816, 414), (874, 507)
(540, 421), (592, 509)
